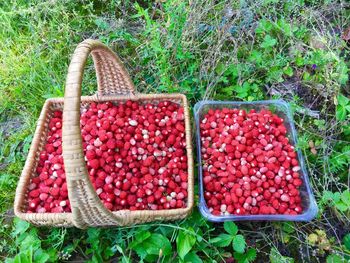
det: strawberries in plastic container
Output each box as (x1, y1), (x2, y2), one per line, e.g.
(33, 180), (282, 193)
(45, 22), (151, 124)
(200, 108), (303, 216)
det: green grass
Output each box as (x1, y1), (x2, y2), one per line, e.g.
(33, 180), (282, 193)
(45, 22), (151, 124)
(1, 0), (350, 262)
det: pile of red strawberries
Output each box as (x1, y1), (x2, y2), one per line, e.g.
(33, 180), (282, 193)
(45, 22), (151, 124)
(200, 108), (303, 216)
(27, 100), (188, 213)
(27, 111), (69, 213)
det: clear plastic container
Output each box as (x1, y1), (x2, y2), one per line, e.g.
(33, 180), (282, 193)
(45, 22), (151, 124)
(193, 100), (318, 221)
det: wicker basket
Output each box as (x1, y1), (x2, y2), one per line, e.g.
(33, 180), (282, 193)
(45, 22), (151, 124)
(14, 39), (194, 228)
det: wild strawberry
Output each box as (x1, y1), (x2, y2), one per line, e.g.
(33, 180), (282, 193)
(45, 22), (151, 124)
(200, 108), (303, 216)
(26, 100), (188, 213)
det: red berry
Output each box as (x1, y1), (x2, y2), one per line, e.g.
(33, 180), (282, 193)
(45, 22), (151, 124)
(200, 108), (303, 216)
(27, 100), (189, 213)
(89, 159), (100, 169)
(86, 150), (96, 160)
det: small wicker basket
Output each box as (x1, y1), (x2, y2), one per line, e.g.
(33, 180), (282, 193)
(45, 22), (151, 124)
(14, 39), (194, 228)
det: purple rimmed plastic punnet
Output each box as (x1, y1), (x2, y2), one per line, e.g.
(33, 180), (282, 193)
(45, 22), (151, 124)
(194, 99), (318, 221)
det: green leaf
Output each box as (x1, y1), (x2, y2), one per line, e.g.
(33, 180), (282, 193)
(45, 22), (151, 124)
(34, 249), (50, 263)
(277, 19), (292, 37)
(184, 252), (203, 263)
(12, 218), (30, 236)
(87, 228), (101, 245)
(283, 66), (294, 77)
(226, 64), (239, 78)
(337, 62), (349, 85)
(232, 235), (246, 253)
(224, 86), (236, 95)
(176, 230), (196, 259)
(104, 246), (114, 258)
(302, 71), (311, 81)
(246, 248), (257, 261)
(282, 222), (295, 234)
(9, 248), (33, 263)
(20, 234), (41, 251)
(248, 50), (263, 64)
(341, 190), (350, 204)
(343, 234), (350, 250)
(129, 231), (151, 249)
(333, 192), (341, 203)
(215, 63), (226, 74)
(295, 55), (305, 66)
(326, 254), (345, 263)
(322, 191), (334, 202)
(336, 106), (347, 121)
(234, 248), (257, 263)
(62, 243), (76, 255)
(224, 221), (238, 235)
(157, 225), (173, 238)
(255, 19), (273, 34)
(45, 248), (57, 261)
(260, 35), (277, 49)
(270, 248), (294, 263)
(220, 76), (229, 84)
(144, 233), (172, 256)
(344, 125), (350, 136)
(130, 244), (147, 259)
(335, 201), (348, 212)
(86, 228), (103, 259)
(235, 87), (248, 98)
(91, 254), (102, 263)
(267, 67), (284, 82)
(307, 233), (318, 245)
(210, 234), (233, 247)
(337, 94), (349, 106)
(235, 82), (251, 99)
(131, 233), (171, 261)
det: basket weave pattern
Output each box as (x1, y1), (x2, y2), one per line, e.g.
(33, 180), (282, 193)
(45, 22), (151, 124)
(14, 39), (194, 228)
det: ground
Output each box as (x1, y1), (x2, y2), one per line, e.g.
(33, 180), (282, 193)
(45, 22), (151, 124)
(0, 0), (350, 262)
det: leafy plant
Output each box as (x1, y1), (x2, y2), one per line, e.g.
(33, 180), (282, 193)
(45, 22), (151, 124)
(343, 234), (350, 251)
(274, 222), (296, 244)
(322, 190), (350, 213)
(269, 247), (294, 263)
(327, 234), (350, 263)
(6, 219), (53, 263)
(336, 94), (350, 121)
(326, 254), (346, 263)
(85, 228), (115, 262)
(210, 222), (256, 263)
(260, 34), (277, 49)
(176, 228), (196, 260)
(307, 229), (332, 252)
(129, 231), (171, 262)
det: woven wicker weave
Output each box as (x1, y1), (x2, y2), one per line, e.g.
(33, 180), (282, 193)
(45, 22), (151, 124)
(14, 39), (194, 228)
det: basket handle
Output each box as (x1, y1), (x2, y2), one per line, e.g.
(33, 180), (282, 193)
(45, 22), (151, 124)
(62, 39), (135, 228)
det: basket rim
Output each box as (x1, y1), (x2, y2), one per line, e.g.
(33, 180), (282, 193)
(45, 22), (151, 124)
(15, 93), (194, 221)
